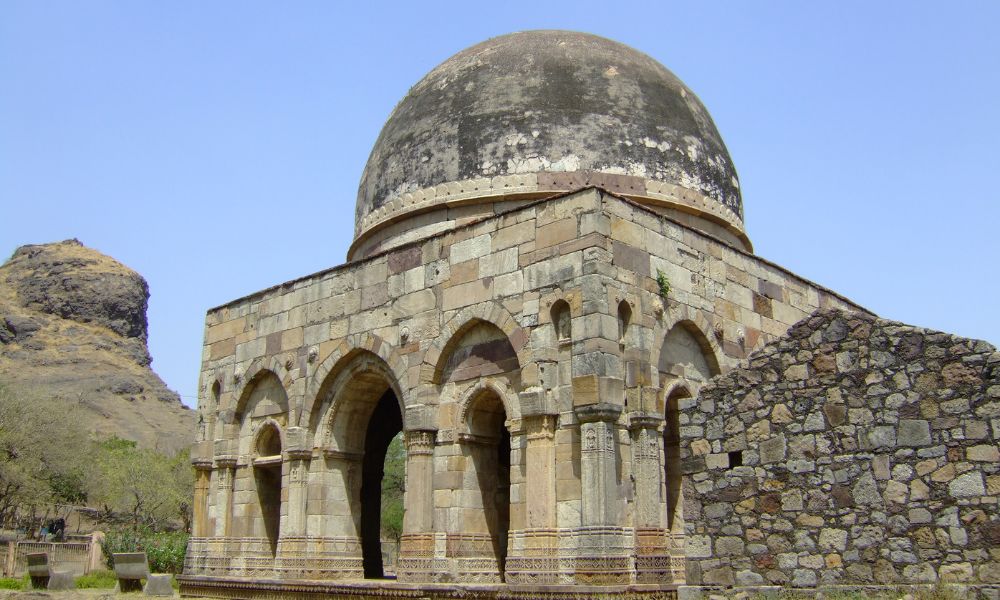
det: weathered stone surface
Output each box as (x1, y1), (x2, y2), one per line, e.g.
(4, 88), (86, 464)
(683, 309), (998, 591)
(0, 239), (192, 452)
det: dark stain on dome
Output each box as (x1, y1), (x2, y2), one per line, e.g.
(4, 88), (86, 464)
(356, 30), (741, 231)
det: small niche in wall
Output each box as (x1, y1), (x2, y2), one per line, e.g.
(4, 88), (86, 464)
(617, 300), (632, 344)
(551, 299), (571, 343)
(728, 450), (743, 468)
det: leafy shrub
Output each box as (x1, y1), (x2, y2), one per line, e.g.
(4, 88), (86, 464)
(144, 531), (188, 574)
(102, 528), (189, 574)
(75, 569), (117, 589)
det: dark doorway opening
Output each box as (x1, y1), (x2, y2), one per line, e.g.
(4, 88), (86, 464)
(469, 391), (510, 582)
(255, 463), (281, 557)
(664, 389), (686, 531)
(360, 389), (403, 579)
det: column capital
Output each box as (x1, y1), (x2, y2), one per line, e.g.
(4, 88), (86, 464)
(519, 387), (556, 418)
(215, 455), (237, 469)
(284, 426), (313, 457)
(404, 429), (436, 456)
(191, 440), (214, 468)
(286, 449), (313, 461)
(627, 411), (664, 431)
(575, 402), (623, 424)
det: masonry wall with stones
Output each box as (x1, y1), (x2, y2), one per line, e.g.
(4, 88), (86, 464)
(681, 309), (1000, 593)
(181, 188), (865, 597)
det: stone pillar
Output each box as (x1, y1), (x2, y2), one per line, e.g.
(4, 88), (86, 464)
(577, 403), (622, 527)
(573, 399), (631, 586)
(504, 397), (561, 587)
(629, 412), (672, 583)
(397, 428), (437, 583)
(214, 456), (237, 538)
(524, 414), (557, 528)
(190, 440), (214, 538)
(283, 427), (312, 537)
(274, 427), (312, 580)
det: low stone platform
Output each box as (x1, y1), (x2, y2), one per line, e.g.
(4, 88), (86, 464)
(178, 576), (678, 600)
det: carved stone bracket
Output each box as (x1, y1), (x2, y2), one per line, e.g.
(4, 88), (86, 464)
(525, 414), (557, 441)
(215, 455), (237, 469)
(627, 411), (663, 432)
(405, 429), (436, 456)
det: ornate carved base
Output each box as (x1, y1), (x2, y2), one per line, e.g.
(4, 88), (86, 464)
(185, 536), (364, 581)
(179, 574), (678, 600)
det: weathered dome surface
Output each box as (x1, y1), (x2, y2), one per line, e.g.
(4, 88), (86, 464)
(354, 30), (744, 253)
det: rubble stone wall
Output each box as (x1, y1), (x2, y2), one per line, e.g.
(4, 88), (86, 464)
(681, 309), (1000, 590)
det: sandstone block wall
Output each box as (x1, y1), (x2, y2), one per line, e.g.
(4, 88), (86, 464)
(682, 309), (1000, 590)
(186, 188), (866, 591)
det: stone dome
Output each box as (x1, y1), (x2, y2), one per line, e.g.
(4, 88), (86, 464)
(351, 30), (746, 258)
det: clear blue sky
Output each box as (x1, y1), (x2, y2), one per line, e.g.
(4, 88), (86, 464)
(2, 2), (998, 407)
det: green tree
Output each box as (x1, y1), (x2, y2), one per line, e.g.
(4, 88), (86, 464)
(90, 437), (193, 530)
(381, 433), (405, 542)
(0, 383), (92, 527)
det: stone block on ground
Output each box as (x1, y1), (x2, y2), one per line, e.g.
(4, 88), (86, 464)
(46, 570), (75, 590)
(144, 573), (175, 596)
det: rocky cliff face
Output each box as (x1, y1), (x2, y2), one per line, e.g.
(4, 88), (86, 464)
(0, 239), (193, 454)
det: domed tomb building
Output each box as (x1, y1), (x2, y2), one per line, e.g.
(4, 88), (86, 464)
(182, 31), (867, 598)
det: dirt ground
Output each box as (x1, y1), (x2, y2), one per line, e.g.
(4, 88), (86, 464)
(0, 590), (192, 600)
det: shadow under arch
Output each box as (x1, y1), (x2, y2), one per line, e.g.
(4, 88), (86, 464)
(461, 386), (511, 582)
(252, 419), (283, 557)
(663, 385), (691, 533)
(310, 349), (405, 580)
(658, 320), (721, 384)
(232, 371), (289, 558)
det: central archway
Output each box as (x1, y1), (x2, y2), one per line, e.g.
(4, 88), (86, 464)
(360, 389), (403, 579)
(313, 350), (406, 580)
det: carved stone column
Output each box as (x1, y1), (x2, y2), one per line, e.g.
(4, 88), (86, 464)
(574, 402), (630, 585)
(274, 427), (312, 579)
(504, 406), (560, 586)
(629, 412), (672, 583)
(283, 427), (312, 537)
(213, 456), (237, 538)
(190, 440), (214, 538)
(396, 427), (438, 583)
(524, 414), (557, 528)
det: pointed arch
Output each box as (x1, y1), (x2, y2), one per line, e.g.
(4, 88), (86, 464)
(309, 349), (405, 452)
(420, 302), (529, 385)
(228, 355), (293, 423)
(300, 333), (408, 430)
(252, 418), (284, 458)
(455, 378), (520, 435)
(650, 306), (726, 389)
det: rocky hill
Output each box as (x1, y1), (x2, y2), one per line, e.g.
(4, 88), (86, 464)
(0, 239), (193, 454)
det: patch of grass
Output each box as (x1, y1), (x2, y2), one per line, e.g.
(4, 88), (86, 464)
(75, 569), (118, 589)
(913, 583), (968, 600)
(0, 576), (25, 590)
